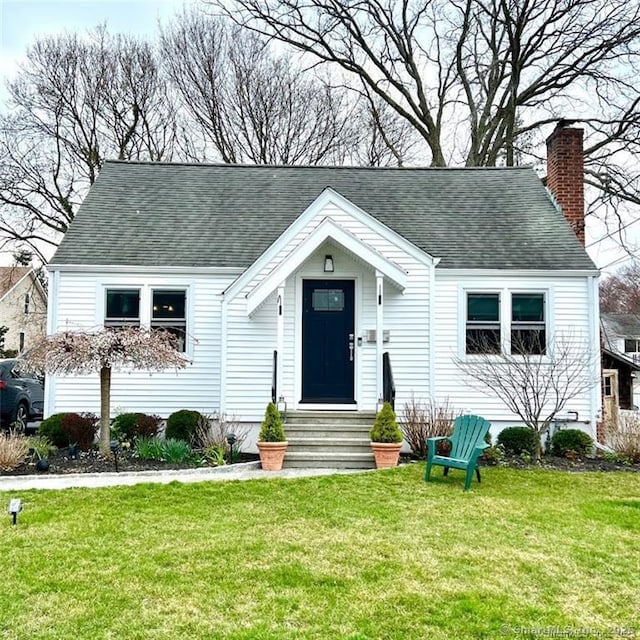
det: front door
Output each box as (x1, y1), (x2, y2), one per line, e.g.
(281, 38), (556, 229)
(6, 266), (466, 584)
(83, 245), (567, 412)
(302, 279), (355, 404)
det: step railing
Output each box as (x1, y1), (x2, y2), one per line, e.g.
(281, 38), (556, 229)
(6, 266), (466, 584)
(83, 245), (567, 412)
(271, 350), (277, 404)
(383, 351), (395, 410)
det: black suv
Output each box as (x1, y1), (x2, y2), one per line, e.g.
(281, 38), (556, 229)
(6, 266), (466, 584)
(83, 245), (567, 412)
(0, 359), (44, 431)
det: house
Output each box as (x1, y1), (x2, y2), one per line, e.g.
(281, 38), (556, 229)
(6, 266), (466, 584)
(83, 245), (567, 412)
(600, 313), (640, 423)
(45, 124), (601, 464)
(0, 266), (47, 356)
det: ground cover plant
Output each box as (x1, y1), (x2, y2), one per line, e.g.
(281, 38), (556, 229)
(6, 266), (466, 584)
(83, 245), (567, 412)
(1, 466), (639, 640)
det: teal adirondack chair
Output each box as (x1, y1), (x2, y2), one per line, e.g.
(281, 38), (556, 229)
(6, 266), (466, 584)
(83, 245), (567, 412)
(425, 415), (491, 491)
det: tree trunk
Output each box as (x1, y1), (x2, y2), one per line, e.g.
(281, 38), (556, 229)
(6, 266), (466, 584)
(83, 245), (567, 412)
(99, 365), (111, 456)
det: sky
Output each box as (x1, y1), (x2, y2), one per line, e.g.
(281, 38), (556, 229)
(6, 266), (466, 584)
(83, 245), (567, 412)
(1, 0), (190, 85)
(0, 0), (636, 272)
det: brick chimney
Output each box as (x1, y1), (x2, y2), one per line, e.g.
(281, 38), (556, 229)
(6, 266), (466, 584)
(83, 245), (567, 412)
(546, 124), (585, 244)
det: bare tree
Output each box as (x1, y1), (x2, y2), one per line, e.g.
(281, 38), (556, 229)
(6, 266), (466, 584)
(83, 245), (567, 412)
(161, 11), (355, 165)
(216, 0), (640, 236)
(455, 333), (599, 460)
(0, 27), (183, 262)
(600, 261), (640, 314)
(25, 327), (187, 455)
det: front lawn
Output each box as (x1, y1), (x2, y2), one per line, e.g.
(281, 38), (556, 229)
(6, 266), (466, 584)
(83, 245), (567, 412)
(0, 465), (638, 639)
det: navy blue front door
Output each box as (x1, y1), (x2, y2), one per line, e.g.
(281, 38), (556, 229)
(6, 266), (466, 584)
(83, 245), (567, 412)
(302, 279), (355, 403)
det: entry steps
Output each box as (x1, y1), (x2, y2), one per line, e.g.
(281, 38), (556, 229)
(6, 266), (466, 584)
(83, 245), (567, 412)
(283, 411), (376, 469)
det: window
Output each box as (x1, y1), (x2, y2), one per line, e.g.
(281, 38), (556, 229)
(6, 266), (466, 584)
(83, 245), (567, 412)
(105, 289), (140, 327)
(19, 332), (24, 353)
(312, 289), (344, 311)
(624, 338), (640, 353)
(24, 293), (30, 315)
(511, 293), (545, 355)
(151, 289), (186, 352)
(466, 293), (500, 354)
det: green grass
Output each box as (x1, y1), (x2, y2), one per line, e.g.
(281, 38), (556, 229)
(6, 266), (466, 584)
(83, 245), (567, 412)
(1, 465), (639, 640)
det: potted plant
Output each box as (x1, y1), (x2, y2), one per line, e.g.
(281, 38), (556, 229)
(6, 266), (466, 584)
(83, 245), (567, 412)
(257, 402), (288, 471)
(370, 402), (403, 469)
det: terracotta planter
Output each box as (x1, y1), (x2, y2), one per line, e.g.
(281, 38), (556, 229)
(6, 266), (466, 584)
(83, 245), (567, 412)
(257, 441), (288, 471)
(371, 442), (402, 469)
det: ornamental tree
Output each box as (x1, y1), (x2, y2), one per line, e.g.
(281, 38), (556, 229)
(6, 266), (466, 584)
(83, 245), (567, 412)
(25, 327), (188, 454)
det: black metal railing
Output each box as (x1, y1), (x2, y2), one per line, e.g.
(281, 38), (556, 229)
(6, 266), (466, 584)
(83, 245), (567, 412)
(383, 351), (395, 410)
(272, 350), (278, 404)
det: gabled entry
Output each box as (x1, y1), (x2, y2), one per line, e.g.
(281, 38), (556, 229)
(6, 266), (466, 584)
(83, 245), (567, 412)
(302, 279), (355, 403)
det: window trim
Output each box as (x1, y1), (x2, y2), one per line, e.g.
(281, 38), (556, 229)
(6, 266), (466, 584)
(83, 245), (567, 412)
(150, 288), (188, 353)
(465, 291), (501, 354)
(104, 288), (141, 328)
(460, 286), (551, 359)
(509, 291), (547, 355)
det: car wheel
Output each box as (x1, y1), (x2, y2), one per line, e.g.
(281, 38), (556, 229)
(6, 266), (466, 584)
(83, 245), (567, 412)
(12, 402), (29, 435)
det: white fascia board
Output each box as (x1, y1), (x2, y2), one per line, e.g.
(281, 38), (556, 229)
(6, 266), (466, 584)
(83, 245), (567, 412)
(246, 218), (408, 316)
(224, 187), (436, 303)
(47, 264), (242, 276)
(436, 268), (600, 278)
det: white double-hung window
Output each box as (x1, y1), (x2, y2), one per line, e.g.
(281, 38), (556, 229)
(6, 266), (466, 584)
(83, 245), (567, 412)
(151, 289), (187, 352)
(465, 289), (547, 356)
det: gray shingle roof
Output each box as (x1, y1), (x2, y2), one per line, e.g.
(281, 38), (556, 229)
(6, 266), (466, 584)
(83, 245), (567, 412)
(51, 161), (596, 271)
(601, 313), (640, 342)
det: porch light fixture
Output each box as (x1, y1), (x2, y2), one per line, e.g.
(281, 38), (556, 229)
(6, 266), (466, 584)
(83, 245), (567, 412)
(324, 255), (334, 273)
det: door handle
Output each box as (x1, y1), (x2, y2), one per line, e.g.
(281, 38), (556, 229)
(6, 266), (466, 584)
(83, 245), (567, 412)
(348, 333), (354, 362)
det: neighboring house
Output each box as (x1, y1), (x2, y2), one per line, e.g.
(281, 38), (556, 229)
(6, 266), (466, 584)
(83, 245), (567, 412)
(0, 267), (47, 356)
(600, 313), (640, 416)
(45, 124), (601, 458)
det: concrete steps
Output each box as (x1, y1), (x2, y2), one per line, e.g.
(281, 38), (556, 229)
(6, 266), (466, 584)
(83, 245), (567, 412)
(283, 411), (376, 469)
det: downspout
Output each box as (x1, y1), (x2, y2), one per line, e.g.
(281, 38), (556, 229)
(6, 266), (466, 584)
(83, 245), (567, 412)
(219, 292), (228, 415)
(429, 258), (441, 398)
(44, 268), (59, 418)
(588, 273), (601, 441)
(376, 271), (383, 408)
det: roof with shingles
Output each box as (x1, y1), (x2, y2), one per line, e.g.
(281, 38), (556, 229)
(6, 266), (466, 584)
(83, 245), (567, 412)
(50, 161), (597, 271)
(0, 266), (30, 300)
(601, 313), (640, 342)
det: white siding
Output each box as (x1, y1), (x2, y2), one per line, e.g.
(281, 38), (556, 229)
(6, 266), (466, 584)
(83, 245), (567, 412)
(47, 271), (235, 418)
(225, 207), (433, 421)
(433, 272), (598, 436)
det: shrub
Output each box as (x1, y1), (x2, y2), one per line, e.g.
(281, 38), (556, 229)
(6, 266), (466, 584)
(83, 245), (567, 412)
(497, 426), (537, 456)
(135, 437), (165, 461)
(39, 413), (72, 448)
(165, 409), (206, 443)
(162, 438), (196, 464)
(61, 412), (98, 451)
(370, 402), (403, 443)
(606, 413), (640, 463)
(112, 412), (162, 441)
(27, 435), (53, 461)
(482, 444), (505, 466)
(258, 403), (286, 442)
(401, 396), (458, 458)
(551, 429), (593, 458)
(193, 412), (248, 461)
(135, 436), (196, 463)
(0, 431), (29, 471)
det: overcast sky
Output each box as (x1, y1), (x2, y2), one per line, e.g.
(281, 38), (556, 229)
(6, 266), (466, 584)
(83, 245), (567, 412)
(1, 0), (190, 82)
(0, 0), (635, 271)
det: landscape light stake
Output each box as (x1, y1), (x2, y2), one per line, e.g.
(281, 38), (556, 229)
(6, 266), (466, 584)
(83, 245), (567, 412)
(226, 433), (237, 465)
(8, 498), (22, 526)
(110, 440), (120, 472)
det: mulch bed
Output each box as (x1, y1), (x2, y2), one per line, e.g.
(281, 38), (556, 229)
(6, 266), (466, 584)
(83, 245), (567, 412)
(2, 448), (259, 477)
(3, 449), (638, 477)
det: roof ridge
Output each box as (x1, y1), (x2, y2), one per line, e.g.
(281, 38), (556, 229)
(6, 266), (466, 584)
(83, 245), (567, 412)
(103, 159), (534, 172)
